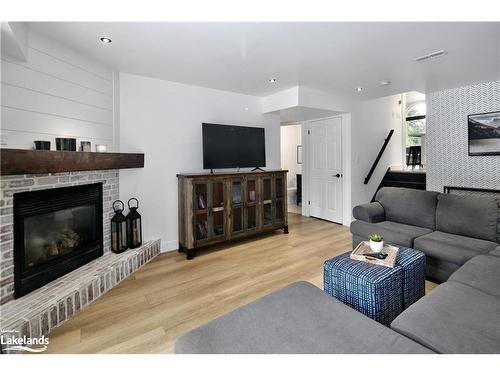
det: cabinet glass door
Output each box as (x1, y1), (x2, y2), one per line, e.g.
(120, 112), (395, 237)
(275, 175), (284, 200)
(231, 179), (244, 233)
(193, 182), (209, 242)
(274, 175), (285, 223)
(210, 180), (225, 239)
(245, 178), (257, 230)
(262, 176), (273, 226)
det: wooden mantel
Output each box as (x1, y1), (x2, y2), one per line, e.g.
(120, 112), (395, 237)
(0, 149), (144, 176)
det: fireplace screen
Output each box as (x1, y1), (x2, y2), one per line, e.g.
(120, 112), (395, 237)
(24, 205), (97, 269)
(14, 183), (103, 298)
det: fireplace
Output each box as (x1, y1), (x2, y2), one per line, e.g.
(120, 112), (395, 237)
(14, 183), (103, 298)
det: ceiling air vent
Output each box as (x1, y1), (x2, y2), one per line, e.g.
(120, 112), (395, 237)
(414, 50), (447, 62)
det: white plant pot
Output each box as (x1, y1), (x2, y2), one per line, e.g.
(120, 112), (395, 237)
(369, 240), (384, 253)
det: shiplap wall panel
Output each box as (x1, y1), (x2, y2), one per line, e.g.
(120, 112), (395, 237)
(2, 107), (112, 140)
(28, 32), (112, 81)
(2, 83), (112, 125)
(426, 81), (500, 192)
(4, 49), (112, 95)
(1, 60), (113, 109)
(1, 32), (114, 150)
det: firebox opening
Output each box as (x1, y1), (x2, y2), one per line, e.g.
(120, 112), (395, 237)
(24, 205), (97, 269)
(14, 183), (103, 298)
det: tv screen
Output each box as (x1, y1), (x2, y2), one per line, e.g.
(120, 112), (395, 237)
(202, 123), (266, 169)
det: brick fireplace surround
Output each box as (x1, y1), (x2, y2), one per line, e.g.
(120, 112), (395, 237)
(0, 170), (160, 353)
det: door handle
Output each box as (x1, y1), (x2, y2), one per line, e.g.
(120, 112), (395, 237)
(333, 173), (342, 178)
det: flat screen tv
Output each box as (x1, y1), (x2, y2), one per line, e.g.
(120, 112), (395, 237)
(202, 123), (266, 170)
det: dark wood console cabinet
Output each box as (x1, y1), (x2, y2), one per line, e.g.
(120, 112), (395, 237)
(177, 170), (288, 259)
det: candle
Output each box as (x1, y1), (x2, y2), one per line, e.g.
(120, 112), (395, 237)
(96, 144), (107, 152)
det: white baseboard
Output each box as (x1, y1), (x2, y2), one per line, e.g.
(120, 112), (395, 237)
(161, 239), (179, 253)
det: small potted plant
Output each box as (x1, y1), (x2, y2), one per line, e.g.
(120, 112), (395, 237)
(368, 234), (384, 253)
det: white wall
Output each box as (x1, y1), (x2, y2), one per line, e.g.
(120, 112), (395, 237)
(262, 85), (354, 115)
(298, 86), (353, 113)
(280, 124), (302, 188)
(1, 22), (28, 62)
(1, 31), (114, 150)
(119, 73), (281, 251)
(262, 86), (299, 113)
(350, 94), (403, 208)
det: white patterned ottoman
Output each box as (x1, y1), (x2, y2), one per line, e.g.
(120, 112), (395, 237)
(323, 247), (426, 326)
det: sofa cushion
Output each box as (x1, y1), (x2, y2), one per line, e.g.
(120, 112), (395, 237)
(350, 220), (433, 248)
(436, 193), (499, 242)
(414, 231), (497, 267)
(490, 246), (500, 257)
(449, 255), (500, 298)
(391, 281), (500, 353)
(352, 202), (385, 223)
(425, 256), (460, 284)
(497, 207), (500, 244)
(175, 281), (433, 354)
(375, 187), (439, 230)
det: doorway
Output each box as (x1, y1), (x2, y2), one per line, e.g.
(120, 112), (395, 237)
(307, 116), (343, 223)
(280, 123), (302, 214)
(403, 91), (426, 169)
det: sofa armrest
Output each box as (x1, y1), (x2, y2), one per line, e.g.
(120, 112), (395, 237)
(353, 202), (385, 223)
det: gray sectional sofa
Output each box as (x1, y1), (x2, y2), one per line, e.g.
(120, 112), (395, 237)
(176, 188), (500, 354)
(351, 187), (500, 282)
(175, 281), (434, 354)
(391, 260), (500, 353)
(176, 271), (500, 353)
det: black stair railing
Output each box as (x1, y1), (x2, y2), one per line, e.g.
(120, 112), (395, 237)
(364, 129), (394, 185)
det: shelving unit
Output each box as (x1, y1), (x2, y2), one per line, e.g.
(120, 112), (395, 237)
(177, 170), (288, 259)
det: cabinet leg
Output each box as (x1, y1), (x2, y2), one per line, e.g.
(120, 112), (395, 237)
(186, 249), (195, 260)
(283, 225), (289, 234)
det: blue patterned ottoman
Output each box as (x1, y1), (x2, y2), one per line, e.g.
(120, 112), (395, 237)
(323, 247), (426, 326)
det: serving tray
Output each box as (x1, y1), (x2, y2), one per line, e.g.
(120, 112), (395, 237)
(350, 241), (399, 268)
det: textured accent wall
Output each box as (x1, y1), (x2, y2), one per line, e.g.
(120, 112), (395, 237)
(427, 81), (500, 192)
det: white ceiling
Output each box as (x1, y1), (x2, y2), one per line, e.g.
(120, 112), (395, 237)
(28, 22), (500, 99)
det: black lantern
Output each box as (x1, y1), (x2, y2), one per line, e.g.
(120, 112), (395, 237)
(126, 198), (142, 248)
(111, 200), (128, 253)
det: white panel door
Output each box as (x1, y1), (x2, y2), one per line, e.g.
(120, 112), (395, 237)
(308, 117), (343, 223)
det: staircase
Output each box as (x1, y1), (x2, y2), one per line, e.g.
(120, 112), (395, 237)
(371, 167), (426, 201)
(363, 129), (426, 202)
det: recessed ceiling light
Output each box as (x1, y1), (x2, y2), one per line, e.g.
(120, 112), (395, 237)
(268, 78), (277, 83)
(414, 50), (447, 62)
(380, 80), (391, 86)
(356, 87), (363, 92)
(100, 37), (112, 44)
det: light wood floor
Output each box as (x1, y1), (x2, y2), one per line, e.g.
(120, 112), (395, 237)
(45, 214), (436, 354)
